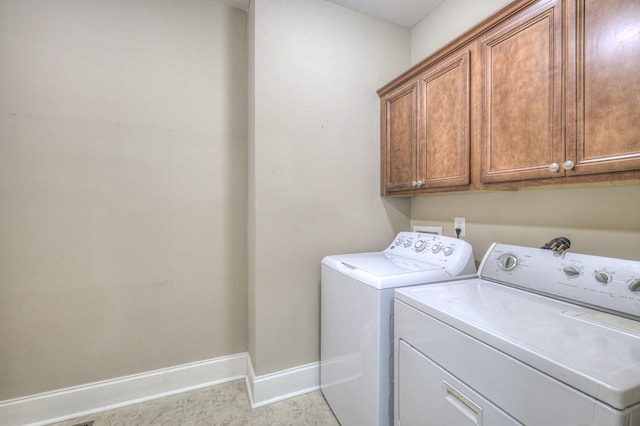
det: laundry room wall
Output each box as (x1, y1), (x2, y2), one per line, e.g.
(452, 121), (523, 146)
(409, 0), (640, 262)
(411, 185), (640, 262)
(248, 0), (411, 377)
(0, 0), (248, 400)
(410, 0), (511, 63)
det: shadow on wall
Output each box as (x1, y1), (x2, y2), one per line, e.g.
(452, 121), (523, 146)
(382, 196), (411, 233)
(410, 183), (640, 261)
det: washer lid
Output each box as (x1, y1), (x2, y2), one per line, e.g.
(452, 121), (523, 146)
(396, 279), (640, 410)
(322, 252), (447, 289)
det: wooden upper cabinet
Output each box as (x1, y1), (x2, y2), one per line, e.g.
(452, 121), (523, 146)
(380, 50), (471, 195)
(379, 0), (640, 195)
(565, 0), (640, 175)
(419, 50), (471, 189)
(380, 80), (419, 194)
(479, 0), (563, 183)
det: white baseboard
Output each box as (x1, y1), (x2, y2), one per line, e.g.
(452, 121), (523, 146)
(245, 354), (320, 408)
(0, 353), (247, 426)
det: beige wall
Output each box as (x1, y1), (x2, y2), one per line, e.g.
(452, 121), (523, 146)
(412, 184), (640, 263)
(411, 0), (511, 63)
(7, 0), (636, 405)
(249, 0), (411, 376)
(0, 0), (248, 400)
(410, 0), (640, 263)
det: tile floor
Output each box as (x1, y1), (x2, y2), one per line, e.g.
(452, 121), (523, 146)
(48, 380), (340, 426)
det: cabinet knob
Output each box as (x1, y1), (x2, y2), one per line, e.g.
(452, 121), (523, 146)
(548, 163), (560, 172)
(411, 180), (424, 188)
(563, 160), (575, 170)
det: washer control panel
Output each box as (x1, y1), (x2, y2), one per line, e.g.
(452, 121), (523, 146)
(480, 243), (640, 319)
(385, 232), (474, 273)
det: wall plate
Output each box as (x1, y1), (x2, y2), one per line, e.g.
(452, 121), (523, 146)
(412, 225), (443, 235)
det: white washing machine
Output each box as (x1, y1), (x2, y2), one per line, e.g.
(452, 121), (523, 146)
(321, 231), (476, 426)
(395, 243), (640, 425)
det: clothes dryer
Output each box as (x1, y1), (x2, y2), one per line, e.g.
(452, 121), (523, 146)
(320, 231), (475, 426)
(395, 244), (640, 425)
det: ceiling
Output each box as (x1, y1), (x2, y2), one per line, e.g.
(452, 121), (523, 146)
(218, 0), (445, 28)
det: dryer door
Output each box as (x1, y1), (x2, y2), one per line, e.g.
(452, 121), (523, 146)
(397, 340), (520, 426)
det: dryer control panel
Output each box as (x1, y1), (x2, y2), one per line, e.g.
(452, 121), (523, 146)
(480, 243), (640, 320)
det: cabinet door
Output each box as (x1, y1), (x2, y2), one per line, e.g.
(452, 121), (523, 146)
(566, 0), (640, 175)
(419, 50), (471, 188)
(479, 0), (563, 183)
(381, 81), (419, 194)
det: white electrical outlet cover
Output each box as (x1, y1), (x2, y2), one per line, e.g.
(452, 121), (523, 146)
(412, 225), (443, 235)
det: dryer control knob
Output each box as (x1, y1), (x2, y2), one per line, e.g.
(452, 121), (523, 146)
(498, 254), (518, 271)
(431, 244), (442, 254)
(628, 278), (640, 292)
(415, 240), (426, 251)
(443, 247), (454, 256)
(563, 265), (581, 277)
(594, 271), (610, 285)
(403, 240), (412, 248)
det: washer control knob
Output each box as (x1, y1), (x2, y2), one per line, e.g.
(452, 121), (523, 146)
(403, 240), (412, 248)
(563, 265), (581, 277)
(498, 254), (518, 271)
(443, 247), (454, 256)
(594, 271), (610, 285)
(395, 238), (403, 246)
(414, 240), (426, 251)
(431, 244), (442, 254)
(628, 278), (640, 292)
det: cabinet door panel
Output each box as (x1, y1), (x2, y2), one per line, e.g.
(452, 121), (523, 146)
(421, 50), (470, 188)
(567, 0), (640, 174)
(479, 0), (563, 183)
(381, 81), (419, 194)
